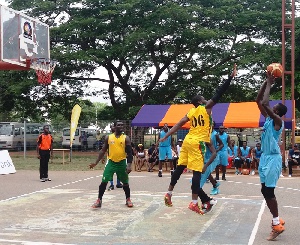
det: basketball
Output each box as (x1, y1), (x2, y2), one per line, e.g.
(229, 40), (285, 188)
(267, 63), (283, 78)
(242, 169), (250, 175)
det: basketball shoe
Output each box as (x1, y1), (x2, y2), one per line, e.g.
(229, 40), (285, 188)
(91, 198), (102, 208)
(202, 198), (217, 214)
(267, 223), (285, 241)
(164, 193), (173, 207)
(188, 202), (205, 215)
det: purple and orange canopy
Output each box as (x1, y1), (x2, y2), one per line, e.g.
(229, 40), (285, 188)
(131, 100), (293, 129)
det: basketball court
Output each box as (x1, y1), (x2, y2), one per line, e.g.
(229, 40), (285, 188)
(1, 170), (300, 245)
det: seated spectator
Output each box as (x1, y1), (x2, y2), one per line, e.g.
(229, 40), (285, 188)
(288, 144), (300, 177)
(251, 142), (262, 175)
(136, 144), (147, 172)
(228, 140), (238, 169)
(235, 141), (252, 175)
(148, 144), (158, 172)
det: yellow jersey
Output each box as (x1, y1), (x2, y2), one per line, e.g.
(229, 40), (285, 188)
(186, 105), (211, 142)
(107, 133), (127, 162)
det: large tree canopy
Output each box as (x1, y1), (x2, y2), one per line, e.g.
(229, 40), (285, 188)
(0, 0), (297, 121)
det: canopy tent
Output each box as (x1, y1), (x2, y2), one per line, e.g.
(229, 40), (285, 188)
(131, 100), (294, 129)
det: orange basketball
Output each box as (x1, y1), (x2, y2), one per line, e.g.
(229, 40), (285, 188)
(267, 63), (283, 78)
(242, 169), (250, 175)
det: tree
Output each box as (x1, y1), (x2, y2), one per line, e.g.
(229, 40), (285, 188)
(4, 0), (294, 120)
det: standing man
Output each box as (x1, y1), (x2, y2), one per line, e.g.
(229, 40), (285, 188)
(215, 126), (232, 180)
(89, 120), (134, 208)
(157, 123), (175, 177)
(160, 64), (237, 214)
(37, 125), (53, 182)
(256, 71), (287, 240)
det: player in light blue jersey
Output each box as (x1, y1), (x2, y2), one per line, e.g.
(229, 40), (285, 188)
(215, 126), (233, 180)
(200, 121), (224, 195)
(256, 71), (287, 241)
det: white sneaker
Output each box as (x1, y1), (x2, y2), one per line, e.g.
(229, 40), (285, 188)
(251, 170), (255, 175)
(280, 174), (284, 177)
(288, 175), (292, 177)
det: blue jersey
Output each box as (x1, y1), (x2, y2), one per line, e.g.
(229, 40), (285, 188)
(261, 117), (283, 155)
(240, 146), (251, 157)
(159, 130), (171, 147)
(254, 147), (263, 158)
(205, 130), (218, 161)
(228, 145), (238, 157)
(218, 132), (229, 152)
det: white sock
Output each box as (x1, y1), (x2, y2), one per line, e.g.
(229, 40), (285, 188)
(168, 191), (172, 196)
(272, 217), (280, 225)
(192, 200), (198, 205)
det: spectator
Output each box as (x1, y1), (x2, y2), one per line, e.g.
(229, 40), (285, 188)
(36, 125), (53, 182)
(287, 144), (300, 177)
(136, 144), (147, 172)
(251, 142), (263, 175)
(172, 139), (183, 170)
(228, 140), (238, 169)
(80, 131), (88, 151)
(235, 141), (252, 174)
(95, 130), (102, 150)
(147, 144), (158, 172)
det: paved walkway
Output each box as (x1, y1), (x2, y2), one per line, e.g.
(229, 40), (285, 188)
(1, 170), (300, 244)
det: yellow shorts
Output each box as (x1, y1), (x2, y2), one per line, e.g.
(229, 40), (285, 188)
(178, 137), (206, 172)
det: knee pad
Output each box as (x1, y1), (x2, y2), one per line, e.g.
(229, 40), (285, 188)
(191, 171), (201, 194)
(261, 185), (275, 199)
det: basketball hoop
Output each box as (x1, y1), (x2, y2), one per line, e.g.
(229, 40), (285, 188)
(31, 58), (57, 86)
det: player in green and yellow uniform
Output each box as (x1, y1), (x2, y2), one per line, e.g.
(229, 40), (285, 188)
(89, 120), (134, 208)
(160, 64), (237, 215)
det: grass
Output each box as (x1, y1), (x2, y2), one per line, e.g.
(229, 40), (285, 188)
(10, 151), (106, 171)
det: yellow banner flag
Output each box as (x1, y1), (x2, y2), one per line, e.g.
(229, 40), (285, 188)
(70, 104), (81, 147)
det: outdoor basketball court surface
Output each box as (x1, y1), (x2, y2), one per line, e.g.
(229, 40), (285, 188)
(1, 170), (300, 245)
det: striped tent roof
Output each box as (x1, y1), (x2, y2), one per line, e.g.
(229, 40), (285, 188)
(131, 100), (294, 129)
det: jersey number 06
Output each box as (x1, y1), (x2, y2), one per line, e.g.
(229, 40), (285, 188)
(191, 115), (205, 127)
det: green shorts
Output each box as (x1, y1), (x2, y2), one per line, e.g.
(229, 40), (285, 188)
(102, 159), (128, 184)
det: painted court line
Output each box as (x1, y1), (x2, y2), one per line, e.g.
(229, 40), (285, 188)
(0, 239), (75, 245)
(248, 199), (266, 245)
(0, 175), (102, 203)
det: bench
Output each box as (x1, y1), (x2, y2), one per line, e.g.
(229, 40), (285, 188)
(51, 149), (70, 164)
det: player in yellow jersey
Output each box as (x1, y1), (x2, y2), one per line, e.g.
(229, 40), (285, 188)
(89, 120), (134, 208)
(160, 64), (237, 215)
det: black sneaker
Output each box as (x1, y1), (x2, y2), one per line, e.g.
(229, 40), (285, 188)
(170, 170), (174, 176)
(40, 178), (45, 182)
(108, 185), (114, 191)
(116, 184), (123, 188)
(158, 171), (162, 177)
(222, 176), (226, 181)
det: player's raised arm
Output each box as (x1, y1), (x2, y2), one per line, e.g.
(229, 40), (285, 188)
(205, 63), (237, 112)
(261, 74), (283, 130)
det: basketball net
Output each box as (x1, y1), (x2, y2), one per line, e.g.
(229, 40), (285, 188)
(30, 58), (57, 86)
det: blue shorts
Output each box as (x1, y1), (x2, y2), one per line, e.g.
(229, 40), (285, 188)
(258, 154), (282, 187)
(200, 155), (220, 188)
(159, 146), (172, 161)
(218, 151), (228, 166)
